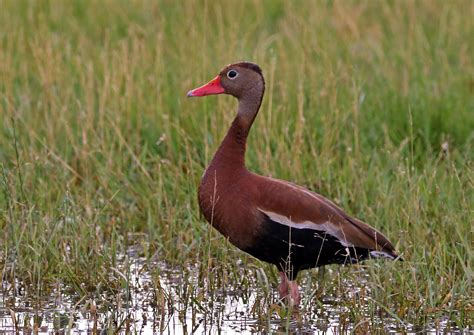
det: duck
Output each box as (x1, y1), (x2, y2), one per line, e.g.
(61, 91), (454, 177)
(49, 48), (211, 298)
(187, 62), (400, 306)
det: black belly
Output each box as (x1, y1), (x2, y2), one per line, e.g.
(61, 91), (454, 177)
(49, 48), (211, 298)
(243, 214), (371, 280)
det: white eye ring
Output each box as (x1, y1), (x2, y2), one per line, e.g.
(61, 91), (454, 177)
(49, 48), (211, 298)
(227, 70), (239, 79)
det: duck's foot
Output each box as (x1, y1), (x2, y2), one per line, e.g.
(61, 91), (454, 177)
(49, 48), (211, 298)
(278, 272), (300, 307)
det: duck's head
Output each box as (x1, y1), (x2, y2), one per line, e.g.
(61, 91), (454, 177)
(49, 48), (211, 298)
(187, 62), (264, 100)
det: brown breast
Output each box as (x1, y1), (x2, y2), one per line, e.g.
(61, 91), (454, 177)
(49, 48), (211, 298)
(198, 165), (262, 250)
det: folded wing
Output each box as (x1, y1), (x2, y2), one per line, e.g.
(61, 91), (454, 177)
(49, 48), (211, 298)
(256, 176), (398, 259)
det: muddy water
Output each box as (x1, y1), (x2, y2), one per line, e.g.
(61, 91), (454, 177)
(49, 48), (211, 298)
(0, 249), (468, 334)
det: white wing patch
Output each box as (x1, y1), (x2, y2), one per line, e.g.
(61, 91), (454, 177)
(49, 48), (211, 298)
(370, 251), (396, 260)
(258, 209), (353, 247)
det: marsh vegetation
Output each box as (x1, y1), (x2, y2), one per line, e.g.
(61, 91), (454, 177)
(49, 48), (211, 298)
(0, 0), (472, 333)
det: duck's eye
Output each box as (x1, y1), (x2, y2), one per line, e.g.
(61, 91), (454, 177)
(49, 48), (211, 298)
(227, 70), (238, 79)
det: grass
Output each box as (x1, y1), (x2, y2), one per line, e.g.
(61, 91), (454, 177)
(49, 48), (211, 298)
(0, 0), (473, 332)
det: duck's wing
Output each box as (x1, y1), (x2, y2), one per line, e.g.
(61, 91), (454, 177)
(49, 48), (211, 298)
(255, 176), (399, 259)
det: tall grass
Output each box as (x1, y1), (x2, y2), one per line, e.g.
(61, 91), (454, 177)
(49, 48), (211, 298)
(0, 0), (472, 331)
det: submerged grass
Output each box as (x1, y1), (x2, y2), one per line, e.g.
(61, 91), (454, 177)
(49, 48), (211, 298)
(0, 0), (472, 332)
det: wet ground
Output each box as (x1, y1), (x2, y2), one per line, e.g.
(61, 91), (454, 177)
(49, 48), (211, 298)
(0, 248), (470, 334)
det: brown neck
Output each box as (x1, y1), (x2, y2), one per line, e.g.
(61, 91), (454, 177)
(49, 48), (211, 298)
(210, 87), (264, 170)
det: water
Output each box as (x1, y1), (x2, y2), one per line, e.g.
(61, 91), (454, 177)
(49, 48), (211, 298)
(0, 249), (469, 334)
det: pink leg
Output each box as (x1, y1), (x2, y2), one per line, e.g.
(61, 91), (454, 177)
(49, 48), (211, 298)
(288, 280), (301, 306)
(278, 272), (300, 307)
(278, 271), (289, 299)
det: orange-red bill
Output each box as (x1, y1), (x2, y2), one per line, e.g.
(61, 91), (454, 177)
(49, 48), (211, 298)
(187, 75), (225, 97)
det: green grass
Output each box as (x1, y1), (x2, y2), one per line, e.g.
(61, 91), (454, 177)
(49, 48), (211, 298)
(0, 0), (473, 332)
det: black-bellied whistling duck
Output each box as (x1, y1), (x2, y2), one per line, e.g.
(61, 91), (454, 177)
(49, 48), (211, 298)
(187, 62), (400, 306)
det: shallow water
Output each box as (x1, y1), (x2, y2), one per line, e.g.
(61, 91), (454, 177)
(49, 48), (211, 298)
(0, 248), (469, 334)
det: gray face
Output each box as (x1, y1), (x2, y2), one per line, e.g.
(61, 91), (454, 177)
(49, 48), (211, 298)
(219, 65), (264, 99)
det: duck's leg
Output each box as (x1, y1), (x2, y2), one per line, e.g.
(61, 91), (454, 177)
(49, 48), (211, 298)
(288, 280), (300, 306)
(278, 271), (289, 299)
(278, 272), (300, 306)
